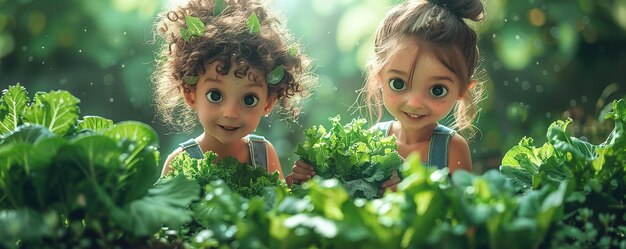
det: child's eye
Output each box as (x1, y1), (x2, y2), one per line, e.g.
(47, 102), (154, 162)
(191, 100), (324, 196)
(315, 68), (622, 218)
(389, 78), (406, 91)
(429, 85), (448, 97)
(242, 94), (259, 107)
(206, 91), (223, 103)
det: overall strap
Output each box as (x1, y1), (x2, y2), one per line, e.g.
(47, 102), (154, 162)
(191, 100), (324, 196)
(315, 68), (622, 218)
(180, 138), (203, 159)
(247, 134), (268, 170)
(428, 124), (456, 169)
(371, 120), (394, 136)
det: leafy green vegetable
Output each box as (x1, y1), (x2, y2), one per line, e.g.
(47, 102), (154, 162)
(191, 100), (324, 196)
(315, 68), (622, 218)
(295, 116), (402, 199)
(76, 116), (113, 132)
(111, 175), (199, 236)
(501, 98), (626, 247)
(0, 84), (199, 248)
(161, 150), (288, 247)
(0, 85), (80, 138)
(22, 90), (80, 136)
(160, 150), (572, 249)
(0, 83), (28, 135)
(166, 150), (287, 198)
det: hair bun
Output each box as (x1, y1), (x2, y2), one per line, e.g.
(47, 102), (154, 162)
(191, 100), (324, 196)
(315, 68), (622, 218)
(428, 0), (484, 21)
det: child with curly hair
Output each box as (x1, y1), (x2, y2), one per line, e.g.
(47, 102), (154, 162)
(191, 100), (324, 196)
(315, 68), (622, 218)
(287, 0), (486, 191)
(153, 0), (315, 178)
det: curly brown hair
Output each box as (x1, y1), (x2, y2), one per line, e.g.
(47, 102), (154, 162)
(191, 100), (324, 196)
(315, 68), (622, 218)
(151, 0), (316, 132)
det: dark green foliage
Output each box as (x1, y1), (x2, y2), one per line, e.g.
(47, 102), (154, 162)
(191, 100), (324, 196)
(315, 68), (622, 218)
(0, 84), (199, 248)
(501, 99), (626, 248)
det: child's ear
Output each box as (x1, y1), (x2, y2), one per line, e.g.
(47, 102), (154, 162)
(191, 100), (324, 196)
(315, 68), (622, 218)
(263, 95), (278, 115)
(183, 87), (197, 109)
(458, 80), (477, 100)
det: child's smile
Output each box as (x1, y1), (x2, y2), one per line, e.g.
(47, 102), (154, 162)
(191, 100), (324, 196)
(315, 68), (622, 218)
(218, 125), (240, 131)
(403, 112), (426, 120)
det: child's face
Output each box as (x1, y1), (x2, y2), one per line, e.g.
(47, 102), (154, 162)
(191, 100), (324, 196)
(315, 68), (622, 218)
(379, 39), (464, 132)
(186, 61), (275, 144)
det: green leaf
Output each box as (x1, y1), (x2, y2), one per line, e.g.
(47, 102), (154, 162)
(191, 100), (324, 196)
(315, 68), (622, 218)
(214, 0), (226, 16)
(103, 121), (159, 148)
(76, 116), (114, 132)
(169, 150), (287, 199)
(61, 135), (121, 177)
(0, 83), (28, 135)
(246, 13), (261, 34)
(344, 178), (378, 199)
(111, 174), (200, 236)
(180, 27), (191, 43)
(185, 15), (206, 37)
(22, 90), (80, 136)
(183, 75), (199, 85)
(0, 124), (54, 146)
(102, 121), (160, 194)
(295, 115), (402, 199)
(288, 46), (298, 58)
(266, 65), (285, 85)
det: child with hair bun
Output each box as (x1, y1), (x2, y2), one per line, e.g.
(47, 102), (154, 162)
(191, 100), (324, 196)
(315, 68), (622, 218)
(287, 0), (486, 192)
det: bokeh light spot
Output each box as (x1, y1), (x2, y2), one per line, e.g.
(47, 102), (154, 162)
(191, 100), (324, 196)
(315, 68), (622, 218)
(529, 8), (546, 26)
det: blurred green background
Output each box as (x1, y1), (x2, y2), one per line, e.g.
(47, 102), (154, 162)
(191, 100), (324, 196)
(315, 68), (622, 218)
(1, 0), (625, 174)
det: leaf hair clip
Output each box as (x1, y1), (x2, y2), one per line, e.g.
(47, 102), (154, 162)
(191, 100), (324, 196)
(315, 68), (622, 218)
(183, 75), (199, 85)
(246, 13), (261, 34)
(214, 0), (226, 16)
(266, 65), (285, 85)
(180, 15), (206, 42)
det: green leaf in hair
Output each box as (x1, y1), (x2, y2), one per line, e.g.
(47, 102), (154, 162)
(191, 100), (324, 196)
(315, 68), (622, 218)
(288, 46), (298, 58)
(214, 0), (226, 16)
(185, 15), (206, 37)
(246, 13), (261, 34)
(183, 76), (199, 85)
(266, 65), (285, 85)
(180, 28), (191, 43)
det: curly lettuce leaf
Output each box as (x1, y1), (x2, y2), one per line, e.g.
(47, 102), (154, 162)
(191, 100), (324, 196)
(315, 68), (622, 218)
(295, 116), (402, 199)
(22, 90), (80, 136)
(168, 151), (287, 199)
(0, 84), (28, 136)
(76, 116), (114, 132)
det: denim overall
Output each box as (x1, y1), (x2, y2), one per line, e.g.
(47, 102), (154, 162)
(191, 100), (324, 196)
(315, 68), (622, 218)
(179, 134), (268, 170)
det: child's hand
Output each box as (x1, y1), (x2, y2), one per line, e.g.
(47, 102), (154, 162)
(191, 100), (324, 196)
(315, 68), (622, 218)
(378, 170), (401, 196)
(285, 160), (315, 187)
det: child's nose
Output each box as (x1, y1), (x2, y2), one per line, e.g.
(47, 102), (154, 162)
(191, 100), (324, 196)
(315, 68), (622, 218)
(221, 101), (239, 118)
(406, 92), (424, 108)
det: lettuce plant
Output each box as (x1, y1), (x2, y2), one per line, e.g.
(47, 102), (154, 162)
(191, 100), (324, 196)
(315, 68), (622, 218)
(160, 147), (288, 247)
(501, 99), (626, 248)
(166, 150), (287, 199)
(0, 84), (199, 248)
(295, 116), (403, 199)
